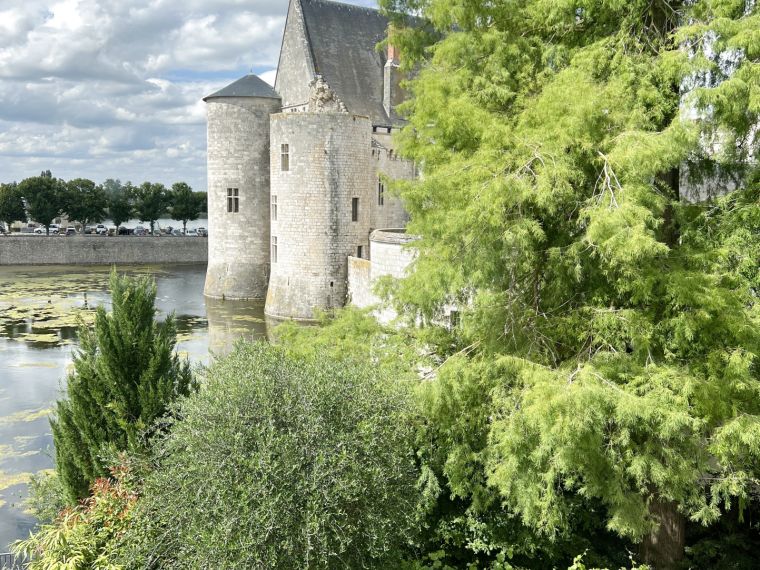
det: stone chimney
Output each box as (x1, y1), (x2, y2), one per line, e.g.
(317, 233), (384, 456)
(383, 28), (405, 120)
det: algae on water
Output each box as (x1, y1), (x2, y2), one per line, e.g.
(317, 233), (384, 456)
(0, 408), (52, 427)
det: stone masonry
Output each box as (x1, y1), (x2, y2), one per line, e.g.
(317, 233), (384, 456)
(204, 0), (418, 319)
(266, 112), (371, 320)
(204, 94), (281, 300)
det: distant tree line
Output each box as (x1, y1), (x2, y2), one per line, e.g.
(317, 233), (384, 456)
(0, 171), (207, 235)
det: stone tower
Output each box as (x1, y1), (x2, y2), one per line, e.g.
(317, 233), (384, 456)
(203, 75), (282, 300)
(204, 0), (418, 317)
(265, 110), (372, 320)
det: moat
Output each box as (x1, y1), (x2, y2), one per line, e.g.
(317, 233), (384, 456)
(0, 264), (268, 550)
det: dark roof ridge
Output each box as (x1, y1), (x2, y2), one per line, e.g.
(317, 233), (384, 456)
(301, 0), (383, 15)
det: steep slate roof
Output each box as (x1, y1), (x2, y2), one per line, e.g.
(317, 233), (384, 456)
(203, 74), (281, 101)
(299, 0), (392, 125)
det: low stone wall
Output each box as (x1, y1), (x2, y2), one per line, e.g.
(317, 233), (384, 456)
(368, 229), (417, 281)
(0, 236), (207, 266)
(347, 229), (417, 322)
(347, 257), (375, 308)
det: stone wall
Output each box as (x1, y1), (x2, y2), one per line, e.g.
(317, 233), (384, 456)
(347, 256), (375, 308)
(0, 236), (207, 266)
(369, 229), (417, 279)
(371, 130), (414, 230)
(348, 229), (417, 323)
(266, 112), (372, 320)
(204, 95), (281, 300)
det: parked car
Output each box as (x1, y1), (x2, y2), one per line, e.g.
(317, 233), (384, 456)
(196, 227), (208, 237)
(171, 228), (183, 236)
(95, 224), (108, 235)
(34, 224), (59, 234)
(117, 226), (132, 235)
(133, 225), (147, 236)
(185, 229), (199, 237)
(64, 227), (77, 236)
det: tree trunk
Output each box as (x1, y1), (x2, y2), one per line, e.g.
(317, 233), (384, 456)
(183, 220), (187, 235)
(640, 498), (685, 569)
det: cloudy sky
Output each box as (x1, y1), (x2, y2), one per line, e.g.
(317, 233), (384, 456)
(0, 0), (376, 191)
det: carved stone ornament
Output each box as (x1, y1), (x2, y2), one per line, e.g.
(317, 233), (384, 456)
(307, 75), (348, 113)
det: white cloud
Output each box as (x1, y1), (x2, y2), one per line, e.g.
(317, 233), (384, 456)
(0, 0), (377, 190)
(260, 69), (277, 86)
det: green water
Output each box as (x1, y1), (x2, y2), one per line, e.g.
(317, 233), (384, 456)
(0, 264), (269, 550)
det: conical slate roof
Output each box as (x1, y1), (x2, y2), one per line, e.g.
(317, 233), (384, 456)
(203, 74), (280, 101)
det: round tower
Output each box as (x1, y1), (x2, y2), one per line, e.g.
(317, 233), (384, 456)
(203, 75), (281, 300)
(265, 112), (372, 320)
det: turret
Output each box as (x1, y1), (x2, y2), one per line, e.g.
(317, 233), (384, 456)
(265, 110), (372, 320)
(203, 75), (282, 300)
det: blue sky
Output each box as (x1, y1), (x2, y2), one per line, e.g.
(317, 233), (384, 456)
(0, 0), (378, 192)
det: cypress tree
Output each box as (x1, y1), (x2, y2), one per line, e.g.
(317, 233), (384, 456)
(51, 270), (195, 502)
(381, 0), (760, 567)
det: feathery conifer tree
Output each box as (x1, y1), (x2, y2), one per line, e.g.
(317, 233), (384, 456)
(380, 0), (759, 567)
(51, 270), (194, 503)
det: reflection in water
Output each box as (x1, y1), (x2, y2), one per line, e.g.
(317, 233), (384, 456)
(205, 297), (272, 356)
(0, 264), (273, 550)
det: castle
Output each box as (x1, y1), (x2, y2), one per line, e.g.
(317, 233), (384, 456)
(203, 0), (416, 321)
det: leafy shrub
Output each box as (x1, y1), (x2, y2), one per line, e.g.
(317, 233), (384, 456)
(13, 463), (137, 570)
(24, 470), (67, 524)
(122, 342), (421, 569)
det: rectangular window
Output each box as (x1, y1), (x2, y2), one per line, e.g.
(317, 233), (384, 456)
(271, 195), (277, 221)
(378, 180), (385, 206)
(357, 245), (363, 259)
(227, 188), (239, 213)
(281, 144), (289, 171)
(271, 236), (278, 263)
(351, 197), (359, 222)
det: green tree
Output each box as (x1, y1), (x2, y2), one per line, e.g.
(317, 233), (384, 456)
(64, 178), (107, 229)
(18, 174), (63, 234)
(379, 0), (760, 568)
(51, 270), (194, 503)
(109, 182), (133, 231)
(168, 182), (203, 234)
(194, 191), (207, 214)
(102, 178), (123, 198)
(0, 182), (25, 232)
(132, 182), (168, 234)
(122, 342), (420, 569)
